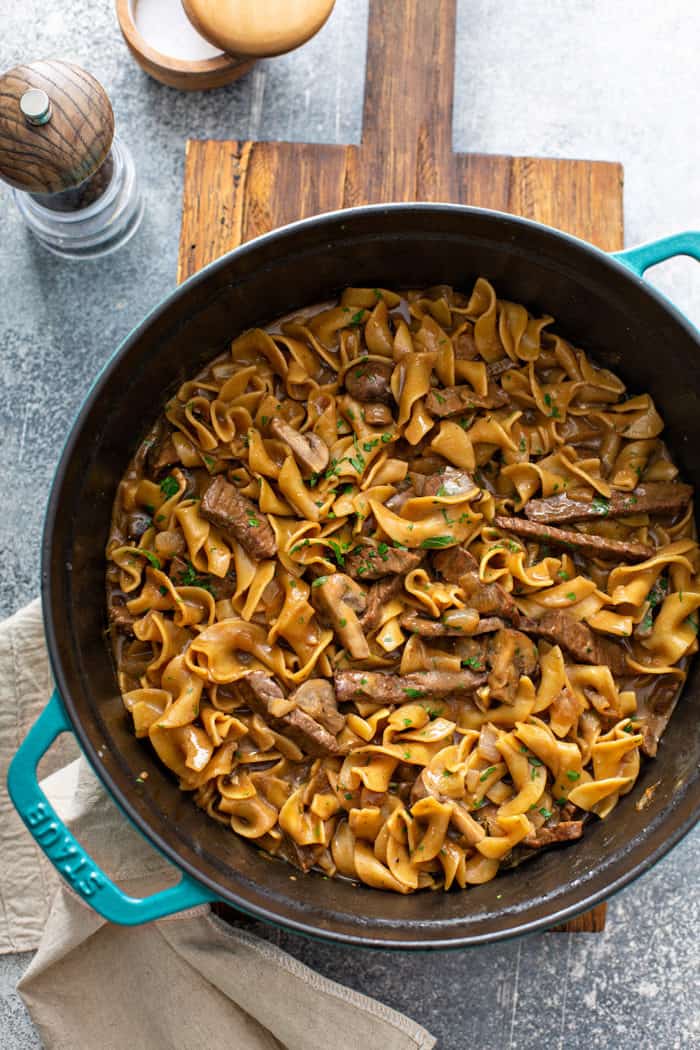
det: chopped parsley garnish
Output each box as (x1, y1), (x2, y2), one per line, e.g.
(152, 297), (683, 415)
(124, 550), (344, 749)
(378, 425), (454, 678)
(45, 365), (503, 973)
(327, 539), (348, 567)
(339, 617), (347, 627)
(363, 438), (380, 452)
(311, 576), (328, 588)
(403, 718), (413, 727)
(159, 585), (168, 596)
(420, 535), (454, 549)
(480, 766), (496, 782)
(566, 770), (581, 781)
(142, 551), (161, 570)
(381, 432), (393, 443)
(326, 457), (347, 479)
(159, 475), (179, 499)
(519, 437), (527, 452)
(349, 310), (365, 326)
(539, 807), (552, 819)
(557, 569), (570, 580)
(566, 592), (577, 602)
(377, 541), (389, 560)
(434, 392), (446, 405)
(404, 687), (426, 699)
(592, 495), (610, 516)
(436, 484), (448, 497)
(344, 792), (353, 801)
(247, 515), (260, 527)
(348, 454), (365, 474)
(177, 559), (213, 593)
(461, 656), (483, 670)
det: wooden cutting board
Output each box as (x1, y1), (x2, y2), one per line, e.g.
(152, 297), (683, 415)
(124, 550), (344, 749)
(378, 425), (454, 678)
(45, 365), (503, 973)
(178, 0), (618, 934)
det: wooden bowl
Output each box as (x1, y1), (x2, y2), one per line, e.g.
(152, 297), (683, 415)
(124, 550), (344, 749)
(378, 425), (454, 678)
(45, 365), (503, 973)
(115, 0), (255, 91)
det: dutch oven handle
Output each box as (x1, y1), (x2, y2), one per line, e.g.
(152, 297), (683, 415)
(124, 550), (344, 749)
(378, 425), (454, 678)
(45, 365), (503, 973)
(613, 231), (700, 282)
(7, 691), (218, 925)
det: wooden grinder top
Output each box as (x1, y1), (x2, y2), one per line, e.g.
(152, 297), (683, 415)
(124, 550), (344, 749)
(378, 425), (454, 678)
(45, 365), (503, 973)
(0, 59), (114, 193)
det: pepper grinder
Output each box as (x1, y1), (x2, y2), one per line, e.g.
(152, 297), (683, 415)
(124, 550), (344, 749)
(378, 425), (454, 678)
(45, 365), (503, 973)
(0, 60), (143, 259)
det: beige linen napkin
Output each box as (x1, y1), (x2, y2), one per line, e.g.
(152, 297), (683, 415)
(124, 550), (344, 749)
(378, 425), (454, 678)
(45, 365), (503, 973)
(0, 601), (435, 1050)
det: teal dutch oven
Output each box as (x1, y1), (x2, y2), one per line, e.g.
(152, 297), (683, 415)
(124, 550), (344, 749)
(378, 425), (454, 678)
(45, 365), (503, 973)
(7, 206), (700, 947)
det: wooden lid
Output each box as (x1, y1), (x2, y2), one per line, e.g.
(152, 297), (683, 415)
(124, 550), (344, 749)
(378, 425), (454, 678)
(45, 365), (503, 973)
(0, 60), (114, 193)
(181, 0), (335, 59)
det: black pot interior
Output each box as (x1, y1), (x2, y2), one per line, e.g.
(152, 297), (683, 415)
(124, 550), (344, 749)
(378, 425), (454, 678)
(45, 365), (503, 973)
(44, 205), (700, 947)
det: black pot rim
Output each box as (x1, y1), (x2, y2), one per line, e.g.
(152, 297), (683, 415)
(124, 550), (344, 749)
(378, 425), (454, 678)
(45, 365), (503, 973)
(41, 202), (700, 948)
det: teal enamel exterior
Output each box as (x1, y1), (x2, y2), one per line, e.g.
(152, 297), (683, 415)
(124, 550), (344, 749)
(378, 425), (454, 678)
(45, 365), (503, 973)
(7, 690), (217, 924)
(613, 231), (700, 277)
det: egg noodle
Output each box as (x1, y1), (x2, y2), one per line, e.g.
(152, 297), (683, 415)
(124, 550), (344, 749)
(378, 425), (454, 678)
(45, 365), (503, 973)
(106, 280), (698, 894)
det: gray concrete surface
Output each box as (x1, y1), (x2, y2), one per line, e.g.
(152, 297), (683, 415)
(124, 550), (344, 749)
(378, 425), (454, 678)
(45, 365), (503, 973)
(1, 1), (698, 1047)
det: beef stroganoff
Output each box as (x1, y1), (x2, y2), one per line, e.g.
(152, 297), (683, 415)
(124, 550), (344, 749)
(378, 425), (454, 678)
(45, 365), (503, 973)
(106, 280), (697, 893)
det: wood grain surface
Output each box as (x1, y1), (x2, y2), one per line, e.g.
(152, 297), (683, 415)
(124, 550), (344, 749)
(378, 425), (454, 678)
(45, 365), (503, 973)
(178, 0), (619, 934)
(0, 60), (114, 193)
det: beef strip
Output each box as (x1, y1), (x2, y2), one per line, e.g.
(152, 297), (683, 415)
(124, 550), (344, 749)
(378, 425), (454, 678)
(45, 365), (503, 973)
(487, 357), (519, 379)
(108, 595), (136, 635)
(238, 672), (339, 756)
(522, 821), (584, 848)
(290, 679), (345, 735)
(334, 669), (487, 704)
(493, 514), (653, 563)
(200, 476), (277, 560)
(487, 628), (539, 703)
(344, 538), (423, 580)
(344, 360), (394, 403)
(421, 465), (476, 498)
(206, 572), (238, 601)
(520, 610), (628, 675)
(425, 382), (508, 417)
(360, 575), (404, 632)
(524, 481), (693, 525)
(433, 546), (521, 624)
(636, 676), (684, 757)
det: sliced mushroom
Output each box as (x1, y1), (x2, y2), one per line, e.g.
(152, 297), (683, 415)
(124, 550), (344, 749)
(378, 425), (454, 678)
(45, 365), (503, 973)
(290, 678), (345, 734)
(311, 573), (369, 659)
(269, 418), (329, 477)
